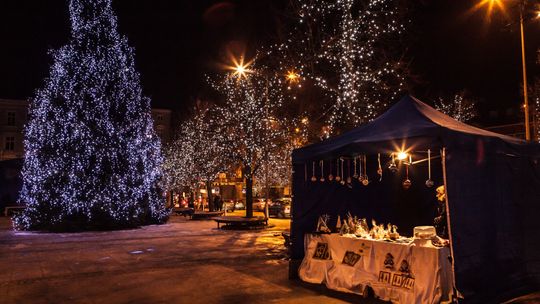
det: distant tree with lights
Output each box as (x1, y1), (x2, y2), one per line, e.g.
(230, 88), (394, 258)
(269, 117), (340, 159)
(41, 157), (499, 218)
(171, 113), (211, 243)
(435, 91), (477, 122)
(163, 102), (229, 210)
(532, 78), (540, 142)
(211, 65), (286, 218)
(14, 0), (168, 231)
(272, 0), (408, 134)
(254, 117), (309, 196)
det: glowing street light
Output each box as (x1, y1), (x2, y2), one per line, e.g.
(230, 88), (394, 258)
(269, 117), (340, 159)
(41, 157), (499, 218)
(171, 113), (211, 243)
(473, 0), (506, 18)
(286, 70), (300, 83)
(226, 55), (252, 79)
(475, 0), (533, 140)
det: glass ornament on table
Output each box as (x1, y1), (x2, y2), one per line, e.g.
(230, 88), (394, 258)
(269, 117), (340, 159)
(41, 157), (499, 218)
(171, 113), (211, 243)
(316, 214), (331, 234)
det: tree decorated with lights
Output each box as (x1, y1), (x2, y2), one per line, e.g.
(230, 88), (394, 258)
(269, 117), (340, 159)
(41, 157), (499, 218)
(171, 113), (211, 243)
(253, 116), (309, 195)
(435, 91), (477, 122)
(14, 0), (168, 231)
(163, 103), (229, 210)
(210, 62), (286, 217)
(272, 0), (408, 134)
(532, 50), (540, 142)
(532, 77), (540, 142)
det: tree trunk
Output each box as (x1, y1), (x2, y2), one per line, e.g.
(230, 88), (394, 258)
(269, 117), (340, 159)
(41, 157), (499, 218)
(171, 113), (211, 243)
(245, 165), (254, 218)
(206, 180), (214, 212)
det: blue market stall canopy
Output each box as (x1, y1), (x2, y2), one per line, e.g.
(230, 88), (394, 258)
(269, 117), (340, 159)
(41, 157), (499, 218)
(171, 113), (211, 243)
(292, 95), (527, 163)
(291, 95), (540, 302)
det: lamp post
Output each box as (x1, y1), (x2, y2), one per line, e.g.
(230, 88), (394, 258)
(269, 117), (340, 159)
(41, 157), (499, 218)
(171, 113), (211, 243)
(518, 2), (531, 141)
(478, 0), (533, 140)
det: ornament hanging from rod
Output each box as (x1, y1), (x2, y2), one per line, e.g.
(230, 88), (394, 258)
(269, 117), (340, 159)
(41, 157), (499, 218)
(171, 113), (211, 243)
(353, 156), (359, 179)
(340, 158), (346, 185)
(389, 153), (398, 173)
(403, 164), (412, 190)
(361, 155), (369, 186)
(311, 161), (317, 182)
(335, 158), (342, 182)
(358, 155), (364, 183)
(328, 160), (334, 181)
(377, 153), (383, 181)
(346, 159), (352, 185)
(320, 160), (325, 182)
(425, 149), (434, 188)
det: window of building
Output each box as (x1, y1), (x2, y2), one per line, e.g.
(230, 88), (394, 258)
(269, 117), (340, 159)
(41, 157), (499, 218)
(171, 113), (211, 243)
(7, 112), (15, 126)
(5, 136), (15, 151)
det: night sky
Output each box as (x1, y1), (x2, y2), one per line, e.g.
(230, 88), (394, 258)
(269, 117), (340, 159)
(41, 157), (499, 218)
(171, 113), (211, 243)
(1, 0), (539, 125)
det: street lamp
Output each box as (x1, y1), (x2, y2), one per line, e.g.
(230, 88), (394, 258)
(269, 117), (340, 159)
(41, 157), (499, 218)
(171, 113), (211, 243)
(227, 55), (252, 79)
(518, 1), (531, 141)
(477, 0), (533, 140)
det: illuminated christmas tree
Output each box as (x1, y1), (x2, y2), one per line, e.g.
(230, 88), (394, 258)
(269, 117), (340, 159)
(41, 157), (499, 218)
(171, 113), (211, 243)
(272, 0), (408, 134)
(14, 0), (168, 231)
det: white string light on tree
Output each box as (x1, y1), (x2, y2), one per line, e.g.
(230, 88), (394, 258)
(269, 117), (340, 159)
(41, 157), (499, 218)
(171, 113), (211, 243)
(270, 0), (408, 134)
(15, 0), (168, 231)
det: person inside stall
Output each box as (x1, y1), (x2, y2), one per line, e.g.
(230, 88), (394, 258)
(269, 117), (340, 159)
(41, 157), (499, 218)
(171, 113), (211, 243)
(434, 185), (447, 238)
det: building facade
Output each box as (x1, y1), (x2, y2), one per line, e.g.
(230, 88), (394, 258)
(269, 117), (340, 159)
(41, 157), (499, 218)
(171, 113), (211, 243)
(0, 98), (173, 161)
(151, 108), (173, 144)
(0, 99), (28, 161)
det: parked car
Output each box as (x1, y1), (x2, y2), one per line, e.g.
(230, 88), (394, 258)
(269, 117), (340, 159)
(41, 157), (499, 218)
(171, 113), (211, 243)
(234, 201), (245, 210)
(253, 198), (268, 211)
(269, 199), (291, 218)
(223, 200), (236, 211)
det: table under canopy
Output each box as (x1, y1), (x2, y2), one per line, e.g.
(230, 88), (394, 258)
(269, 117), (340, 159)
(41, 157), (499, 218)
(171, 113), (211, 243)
(299, 233), (454, 303)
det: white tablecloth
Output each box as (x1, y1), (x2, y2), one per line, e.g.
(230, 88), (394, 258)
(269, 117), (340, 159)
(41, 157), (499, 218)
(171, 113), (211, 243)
(299, 234), (454, 304)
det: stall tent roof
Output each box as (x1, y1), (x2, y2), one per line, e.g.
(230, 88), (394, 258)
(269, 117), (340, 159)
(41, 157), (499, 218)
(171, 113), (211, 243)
(293, 95), (526, 163)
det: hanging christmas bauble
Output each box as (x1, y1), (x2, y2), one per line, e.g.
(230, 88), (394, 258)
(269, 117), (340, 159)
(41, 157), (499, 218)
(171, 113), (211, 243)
(328, 174), (334, 181)
(311, 176), (317, 182)
(388, 163), (398, 173)
(377, 168), (383, 175)
(320, 177), (326, 182)
(362, 176), (369, 186)
(346, 177), (352, 184)
(340, 180), (346, 185)
(358, 175), (365, 183)
(425, 179), (434, 188)
(335, 176), (341, 182)
(402, 179), (412, 190)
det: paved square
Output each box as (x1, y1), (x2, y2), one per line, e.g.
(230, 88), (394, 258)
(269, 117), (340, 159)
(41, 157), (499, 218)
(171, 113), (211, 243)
(0, 215), (378, 304)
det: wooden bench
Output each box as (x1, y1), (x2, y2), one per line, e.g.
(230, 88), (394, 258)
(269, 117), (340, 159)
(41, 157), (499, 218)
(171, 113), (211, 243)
(191, 211), (224, 220)
(4, 206), (26, 217)
(213, 216), (268, 229)
(172, 207), (194, 217)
